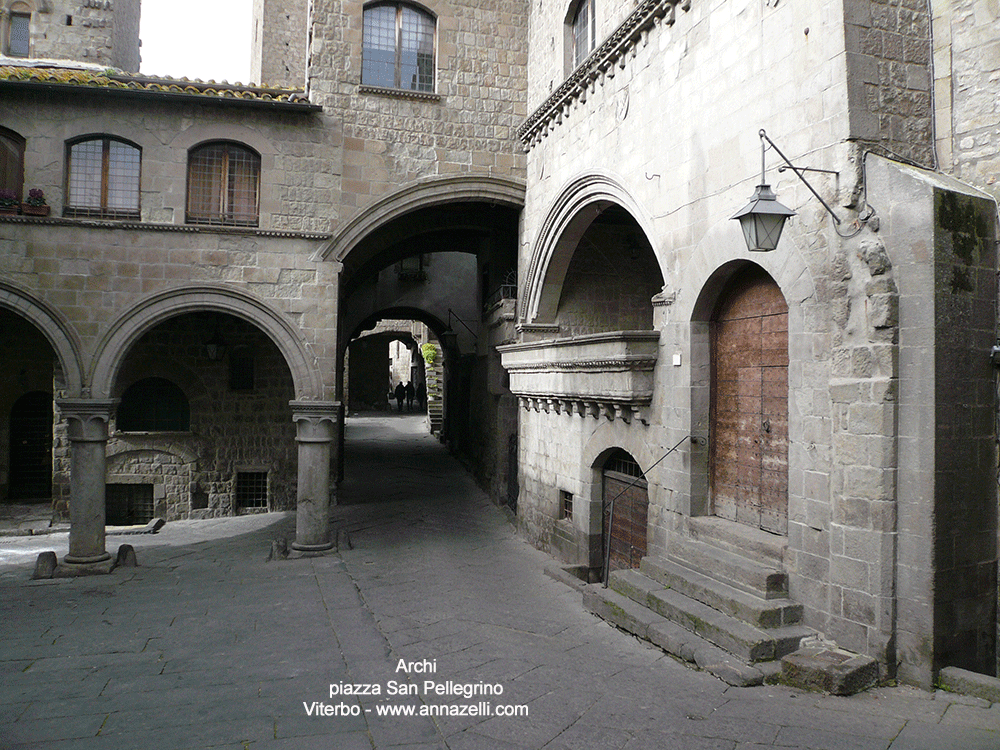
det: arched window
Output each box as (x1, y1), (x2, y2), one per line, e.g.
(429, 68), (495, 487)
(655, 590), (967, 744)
(65, 136), (141, 219)
(186, 141), (260, 227)
(0, 127), (25, 203)
(117, 377), (190, 432)
(362, 2), (435, 93)
(570, 0), (596, 69)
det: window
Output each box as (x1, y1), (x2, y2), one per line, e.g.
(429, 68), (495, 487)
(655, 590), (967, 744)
(187, 141), (260, 227)
(65, 137), (141, 219)
(571, 0), (596, 69)
(235, 471), (268, 510)
(362, 2), (435, 93)
(8, 12), (30, 57)
(106, 484), (154, 526)
(117, 378), (190, 432)
(0, 127), (25, 203)
(560, 490), (573, 521)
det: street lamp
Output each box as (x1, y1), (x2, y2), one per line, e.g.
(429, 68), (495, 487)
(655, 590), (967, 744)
(733, 129), (874, 253)
(731, 182), (796, 253)
(731, 130), (796, 252)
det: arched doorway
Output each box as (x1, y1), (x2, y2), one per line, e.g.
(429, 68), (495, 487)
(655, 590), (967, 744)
(710, 265), (788, 535)
(8, 391), (53, 501)
(603, 449), (648, 575)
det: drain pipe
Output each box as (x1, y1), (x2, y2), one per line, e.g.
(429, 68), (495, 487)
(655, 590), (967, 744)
(602, 434), (704, 588)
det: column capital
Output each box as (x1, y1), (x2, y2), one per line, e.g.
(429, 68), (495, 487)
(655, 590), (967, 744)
(289, 400), (341, 421)
(290, 400), (341, 443)
(56, 398), (118, 441)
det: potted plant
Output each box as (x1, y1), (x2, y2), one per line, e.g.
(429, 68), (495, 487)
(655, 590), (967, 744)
(22, 188), (50, 216)
(0, 188), (18, 215)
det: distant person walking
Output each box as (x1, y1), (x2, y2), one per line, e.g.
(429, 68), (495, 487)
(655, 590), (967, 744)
(394, 382), (405, 411)
(416, 381), (426, 411)
(405, 381), (415, 411)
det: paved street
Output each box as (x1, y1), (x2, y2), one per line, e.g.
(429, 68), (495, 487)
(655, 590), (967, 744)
(1, 414), (999, 749)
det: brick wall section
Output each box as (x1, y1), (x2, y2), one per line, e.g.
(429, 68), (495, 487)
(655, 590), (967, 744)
(307, 0), (528, 214)
(930, 188), (997, 675)
(932, 0), (1000, 202)
(5, 90), (337, 234)
(251, 0), (308, 86)
(19, 0), (140, 72)
(845, 0), (934, 166)
(823, 235), (899, 662)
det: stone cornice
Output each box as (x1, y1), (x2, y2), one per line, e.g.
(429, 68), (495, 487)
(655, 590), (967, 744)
(0, 214), (330, 241)
(518, 0), (690, 149)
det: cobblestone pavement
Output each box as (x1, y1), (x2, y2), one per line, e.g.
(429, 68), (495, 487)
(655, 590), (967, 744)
(1, 414), (998, 749)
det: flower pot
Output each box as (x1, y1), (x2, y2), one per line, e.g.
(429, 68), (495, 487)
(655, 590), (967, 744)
(0, 205), (18, 216)
(21, 203), (49, 216)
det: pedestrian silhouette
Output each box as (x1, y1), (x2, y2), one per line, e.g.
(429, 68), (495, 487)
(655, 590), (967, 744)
(416, 381), (426, 410)
(394, 382), (405, 411)
(405, 381), (415, 411)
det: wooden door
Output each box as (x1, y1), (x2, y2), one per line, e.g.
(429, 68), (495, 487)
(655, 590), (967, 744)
(603, 450), (648, 573)
(710, 267), (788, 534)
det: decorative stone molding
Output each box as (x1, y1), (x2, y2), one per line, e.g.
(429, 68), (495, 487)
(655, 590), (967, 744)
(290, 400), (341, 442)
(518, 0), (690, 149)
(498, 331), (660, 423)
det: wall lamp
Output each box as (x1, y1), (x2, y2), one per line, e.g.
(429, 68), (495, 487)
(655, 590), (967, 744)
(732, 129), (873, 252)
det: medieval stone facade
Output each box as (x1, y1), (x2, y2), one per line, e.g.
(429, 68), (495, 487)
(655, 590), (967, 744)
(1, 0), (998, 691)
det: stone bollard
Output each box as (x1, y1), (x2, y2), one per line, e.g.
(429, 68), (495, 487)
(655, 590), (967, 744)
(115, 544), (138, 568)
(32, 551), (57, 580)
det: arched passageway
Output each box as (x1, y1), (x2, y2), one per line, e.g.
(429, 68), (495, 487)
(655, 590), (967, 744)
(335, 187), (522, 508)
(0, 308), (60, 506)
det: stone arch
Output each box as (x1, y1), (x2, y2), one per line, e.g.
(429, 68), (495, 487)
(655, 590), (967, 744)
(323, 174), (525, 264)
(0, 281), (85, 395)
(521, 171), (663, 325)
(89, 285), (323, 401)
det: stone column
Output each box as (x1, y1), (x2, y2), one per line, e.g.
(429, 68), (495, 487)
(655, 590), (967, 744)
(290, 401), (340, 552)
(56, 399), (117, 570)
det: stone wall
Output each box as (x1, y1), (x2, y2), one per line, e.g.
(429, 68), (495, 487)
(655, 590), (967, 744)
(251, 0), (308, 86)
(10, 0), (140, 71)
(845, 0), (934, 166)
(932, 0), (1000, 201)
(307, 0), (528, 213)
(5, 89), (336, 233)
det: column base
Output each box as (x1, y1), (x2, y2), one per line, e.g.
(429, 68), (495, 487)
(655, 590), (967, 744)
(55, 556), (114, 577)
(290, 540), (336, 553)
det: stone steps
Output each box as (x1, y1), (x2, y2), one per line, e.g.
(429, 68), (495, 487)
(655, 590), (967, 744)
(665, 538), (788, 600)
(604, 568), (811, 663)
(686, 515), (785, 568)
(639, 555), (802, 628)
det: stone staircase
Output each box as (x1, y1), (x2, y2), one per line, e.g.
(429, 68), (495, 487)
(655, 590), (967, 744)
(582, 518), (815, 686)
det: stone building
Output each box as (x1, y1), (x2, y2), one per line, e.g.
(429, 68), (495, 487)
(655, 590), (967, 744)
(1, 0), (998, 692)
(1, 0), (139, 71)
(500, 0), (1000, 690)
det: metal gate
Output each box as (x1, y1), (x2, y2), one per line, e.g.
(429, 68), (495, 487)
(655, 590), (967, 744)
(710, 266), (789, 535)
(8, 391), (53, 501)
(603, 450), (648, 573)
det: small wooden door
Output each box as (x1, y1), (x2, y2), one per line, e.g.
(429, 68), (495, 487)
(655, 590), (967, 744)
(710, 266), (789, 535)
(603, 450), (648, 573)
